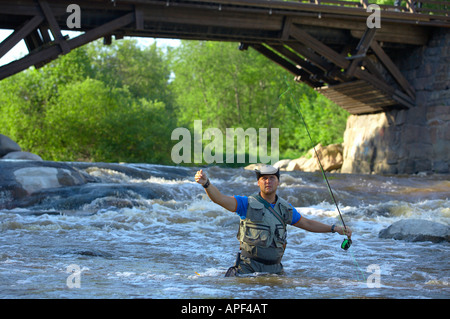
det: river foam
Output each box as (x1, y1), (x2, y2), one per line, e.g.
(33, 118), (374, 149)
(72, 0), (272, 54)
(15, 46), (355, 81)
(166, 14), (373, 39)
(0, 162), (448, 298)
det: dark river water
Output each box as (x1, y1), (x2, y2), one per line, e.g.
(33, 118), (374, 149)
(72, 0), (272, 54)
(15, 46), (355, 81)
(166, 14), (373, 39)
(0, 162), (448, 299)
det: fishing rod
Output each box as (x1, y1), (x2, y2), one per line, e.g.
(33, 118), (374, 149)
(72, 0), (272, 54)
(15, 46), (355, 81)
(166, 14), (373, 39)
(282, 81), (352, 250)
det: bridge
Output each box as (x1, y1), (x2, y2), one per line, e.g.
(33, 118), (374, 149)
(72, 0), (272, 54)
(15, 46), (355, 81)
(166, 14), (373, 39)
(0, 0), (449, 115)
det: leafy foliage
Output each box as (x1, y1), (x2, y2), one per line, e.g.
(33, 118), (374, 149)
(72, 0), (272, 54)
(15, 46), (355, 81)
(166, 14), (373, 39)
(170, 41), (349, 162)
(0, 39), (349, 165)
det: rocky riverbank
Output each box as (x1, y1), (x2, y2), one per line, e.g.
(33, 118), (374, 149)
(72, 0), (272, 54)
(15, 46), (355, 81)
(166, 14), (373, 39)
(0, 134), (43, 161)
(246, 143), (344, 173)
(2, 134), (448, 243)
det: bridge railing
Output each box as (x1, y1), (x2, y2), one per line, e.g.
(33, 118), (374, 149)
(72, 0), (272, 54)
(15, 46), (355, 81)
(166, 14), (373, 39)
(410, 0), (449, 15)
(295, 0), (449, 17)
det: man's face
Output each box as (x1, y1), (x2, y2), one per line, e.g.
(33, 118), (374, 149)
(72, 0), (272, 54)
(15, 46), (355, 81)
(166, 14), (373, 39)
(257, 175), (279, 196)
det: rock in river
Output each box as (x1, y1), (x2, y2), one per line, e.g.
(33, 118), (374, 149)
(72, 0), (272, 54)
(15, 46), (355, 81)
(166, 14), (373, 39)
(0, 161), (89, 209)
(379, 219), (450, 243)
(0, 134), (21, 157)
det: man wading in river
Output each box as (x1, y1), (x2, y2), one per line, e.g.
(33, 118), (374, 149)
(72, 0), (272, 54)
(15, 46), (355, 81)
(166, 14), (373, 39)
(195, 165), (352, 277)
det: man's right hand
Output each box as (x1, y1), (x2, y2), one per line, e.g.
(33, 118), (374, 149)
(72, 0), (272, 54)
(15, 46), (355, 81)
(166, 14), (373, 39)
(194, 169), (237, 212)
(195, 169), (208, 186)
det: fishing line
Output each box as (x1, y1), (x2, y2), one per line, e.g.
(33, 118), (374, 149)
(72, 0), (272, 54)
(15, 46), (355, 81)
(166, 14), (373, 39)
(349, 248), (367, 283)
(281, 79), (368, 283)
(281, 80), (367, 283)
(280, 80), (350, 247)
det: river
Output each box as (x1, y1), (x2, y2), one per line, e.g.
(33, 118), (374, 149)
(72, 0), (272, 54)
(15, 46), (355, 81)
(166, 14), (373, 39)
(0, 162), (448, 299)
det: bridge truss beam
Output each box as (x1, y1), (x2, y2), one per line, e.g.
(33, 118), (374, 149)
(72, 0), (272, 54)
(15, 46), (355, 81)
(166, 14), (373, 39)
(0, 0), (448, 114)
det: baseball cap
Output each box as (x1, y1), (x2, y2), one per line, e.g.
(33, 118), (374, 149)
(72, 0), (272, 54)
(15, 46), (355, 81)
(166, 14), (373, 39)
(255, 164), (280, 180)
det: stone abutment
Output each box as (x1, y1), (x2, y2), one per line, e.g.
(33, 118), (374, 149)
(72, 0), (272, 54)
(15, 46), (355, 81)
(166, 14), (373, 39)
(342, 29), (449, 174)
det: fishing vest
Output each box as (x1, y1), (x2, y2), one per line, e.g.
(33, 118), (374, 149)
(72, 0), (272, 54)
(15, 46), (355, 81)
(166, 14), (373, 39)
(237, 194), (293, 265)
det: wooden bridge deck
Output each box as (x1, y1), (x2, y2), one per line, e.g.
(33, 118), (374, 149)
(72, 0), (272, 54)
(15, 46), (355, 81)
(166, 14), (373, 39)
(0, 0), (449, 114)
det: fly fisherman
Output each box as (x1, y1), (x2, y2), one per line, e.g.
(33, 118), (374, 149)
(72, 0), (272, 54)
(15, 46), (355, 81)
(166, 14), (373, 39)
(195, 164), (352, 277)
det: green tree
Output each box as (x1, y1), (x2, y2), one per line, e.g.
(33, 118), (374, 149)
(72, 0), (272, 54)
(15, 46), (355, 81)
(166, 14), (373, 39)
(88, 39), (173, 107)
(0, 39), (176, 163)
(0, 38), (349, 165)
(170, 41), (349, 163)
(44, 78), (173, 162)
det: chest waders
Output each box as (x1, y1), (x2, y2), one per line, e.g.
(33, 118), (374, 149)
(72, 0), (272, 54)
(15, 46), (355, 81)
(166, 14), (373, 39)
(225, 194), (293, 277)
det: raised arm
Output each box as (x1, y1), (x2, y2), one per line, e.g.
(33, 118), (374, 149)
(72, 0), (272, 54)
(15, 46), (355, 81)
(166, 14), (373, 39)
(195, 169), (237, 212)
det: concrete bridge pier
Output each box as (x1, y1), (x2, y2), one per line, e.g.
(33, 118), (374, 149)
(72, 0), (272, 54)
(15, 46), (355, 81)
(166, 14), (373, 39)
(341, 29), (449, 174)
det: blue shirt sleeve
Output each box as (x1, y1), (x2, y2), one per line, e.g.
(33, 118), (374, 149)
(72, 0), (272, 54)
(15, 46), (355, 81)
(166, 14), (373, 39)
(291, 205), (301, 225)
(233, 195), (301, 225)
(233, 195), (249, 219)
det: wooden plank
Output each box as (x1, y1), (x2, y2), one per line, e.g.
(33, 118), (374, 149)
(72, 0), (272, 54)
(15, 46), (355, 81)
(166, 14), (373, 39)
(346, 27), (377, 77)
(346, 104), (388, 112)
(188, 0), (449, 22)
(269, 44), (327, 80)
(250, 44), (299, 77)
(341, 90), (384, 101)
(0, 12), (135, 80)
(350, 28), (429, 46)
(344, 104), (374, 111)
(290, 24), (350, 69)
(335, 92), (392, 106)
(361, 56), (385, 81)
(0, 0), (448, 30)
(197, 0), (450, 27)
(23, 29), (43, 53)
(0, 15), (43, 59)
(250, 43), (317, 87)
(281, 16), (293, 41)
(371, 41), (415, 100)
(287, 42), (334, 72)
(393, 88), (416, 108)
(289, 25), (398, 103)
(68, 12), (135, 49)
(135, 6), (144, 30)
(294, 15), (430, 45)
(353, 67), (396, 96)
(38, 26), (52, 43)
(316, 91), (376, 113)
(352, 92), (390, 103)
(141, 5), (283, 31)
(38, 0), (70, 54)
(0, 42), (60, 80)
(316, 80), (399, 111)
(320, 79), (395, 107)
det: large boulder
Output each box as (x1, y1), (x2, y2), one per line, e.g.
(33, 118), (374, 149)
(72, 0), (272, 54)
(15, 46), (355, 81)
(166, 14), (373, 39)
(379, 219), (450, 243)
(273, 159), (291, 170)
(0, 161), (88, 209)
(285, 157), (308, 171)
(0, 134), (21, 157)
(281, 143), (343, 172)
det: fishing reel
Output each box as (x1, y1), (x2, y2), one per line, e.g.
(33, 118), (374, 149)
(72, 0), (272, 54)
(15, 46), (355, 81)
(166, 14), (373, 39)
(341, 238), (352, 250)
